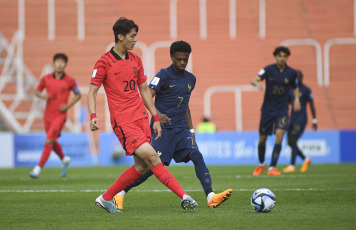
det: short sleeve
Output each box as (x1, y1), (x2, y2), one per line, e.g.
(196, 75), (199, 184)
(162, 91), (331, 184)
(257, 66), (268, 80)
(70, 79), (80, 94)
(290, 70), (298, 89)
(136, 56), (147, 85)
(149, 70), (165, 94)
(90, 59), (107, 87)
(36, 76), (46, 92)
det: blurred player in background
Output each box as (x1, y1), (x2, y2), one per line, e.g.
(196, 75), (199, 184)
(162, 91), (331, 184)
(113, 41), (232, 210)
(196, 117), (217, 133)
(88, 18), (197, 213)
(283, 70), (317, 173)
(251, 46), (301, 176)
(30, 53), (81, 178)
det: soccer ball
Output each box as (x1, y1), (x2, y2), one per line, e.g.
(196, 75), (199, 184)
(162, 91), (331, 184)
(251, 188), (276, 213)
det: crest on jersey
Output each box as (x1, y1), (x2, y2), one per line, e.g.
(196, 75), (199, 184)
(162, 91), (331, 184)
(188, 84), (192, 91)
(285, 78), (289, 84)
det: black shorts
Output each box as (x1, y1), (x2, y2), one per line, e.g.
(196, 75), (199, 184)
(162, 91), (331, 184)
(259, 112), (289, 136)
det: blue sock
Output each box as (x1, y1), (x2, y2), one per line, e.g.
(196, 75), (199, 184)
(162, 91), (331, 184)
(190, 150), (213, 196)
(124, 169), (154, 193)
(270, 144), (282, 167)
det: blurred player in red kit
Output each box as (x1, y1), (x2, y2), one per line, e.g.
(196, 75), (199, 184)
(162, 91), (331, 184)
(30, 53), (81, 178)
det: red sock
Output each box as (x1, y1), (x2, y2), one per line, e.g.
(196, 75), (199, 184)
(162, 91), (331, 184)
(53, 142), (65, 160)
(102, 166), (143, 200)
(38, 144), (53, 167)
(151, 163), (188, 199)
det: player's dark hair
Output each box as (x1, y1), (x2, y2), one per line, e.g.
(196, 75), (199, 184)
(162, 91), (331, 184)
(53, 53), (68, 63)
(170, 41), (192, 56)
(273, 46), (291, 56)
(113, 17), (139, 43)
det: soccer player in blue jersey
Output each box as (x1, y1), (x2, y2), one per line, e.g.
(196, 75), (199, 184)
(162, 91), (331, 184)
(251, 46), (301, 176)
(283, 70), (317, 173)
(113, 41), (232, 209)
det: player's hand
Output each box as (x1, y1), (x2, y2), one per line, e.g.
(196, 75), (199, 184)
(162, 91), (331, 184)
(90, 118), (99, 131)
(312, 123), (318, 131)
(59, 104), (68, 113)
(158, 112), (171, 127)
(42, 94), (50, 101)
(153, 121), (162, 140)
(256, 83), (265, 91)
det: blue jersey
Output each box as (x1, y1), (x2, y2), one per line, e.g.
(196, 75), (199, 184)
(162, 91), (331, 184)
(258, 64), (298, 115)
(149, 65), (196, 128)
(289, 83), (313, 123)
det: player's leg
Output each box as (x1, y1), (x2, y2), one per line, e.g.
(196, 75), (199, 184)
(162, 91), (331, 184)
(267, 128), (285, 176)
(283, 134), (297, 173)
(30, 138), (55, 178)
(253, 113), (272, 175)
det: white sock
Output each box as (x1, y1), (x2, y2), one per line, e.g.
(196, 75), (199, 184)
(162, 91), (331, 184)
(268, 166), (275, 171)
(258, 162), (266, 167)
(183, 194), (190, 200)
(118, 190), (126, 196)
(33, 165), (41, 175)
(207, 192), (215, 202)
(289, 165), (295, 168)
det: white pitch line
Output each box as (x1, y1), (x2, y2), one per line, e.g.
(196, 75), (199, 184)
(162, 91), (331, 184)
(0, 188), (355, 193)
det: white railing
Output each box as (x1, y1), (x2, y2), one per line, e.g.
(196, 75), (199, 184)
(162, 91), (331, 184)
(323, 38), (356, 86)
(280, 39), (323, 86)
(203, 85), (257, 131)
(354, 0), (356, 36)
(48, 0), (55, 40)
(18, 0), (25, 38)
(259, 0), (266, 39)
(76, 0), (85, 40)
(229, 0), (236, 39)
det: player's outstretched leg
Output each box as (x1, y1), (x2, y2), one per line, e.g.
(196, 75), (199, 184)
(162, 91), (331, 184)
(114, 170), (154, 209)
(181, 196), (198, 210)
(95, 194), (122, 213)
(207, 189), (233, 208)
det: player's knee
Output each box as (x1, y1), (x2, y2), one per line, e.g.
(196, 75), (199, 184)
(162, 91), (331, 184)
(259, 135), (267, 144)
(145, 152), (161, 168)
(45, 139), (55, 145)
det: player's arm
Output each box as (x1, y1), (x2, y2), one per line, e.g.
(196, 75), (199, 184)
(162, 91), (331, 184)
(59, 90), (81, 112)
(35, 90), (49, 100)
(250, 76), (264, 91)
(138, 82), (162, 140)
(148, 88), (171, 126)
(87, 84), (100, 131)
(185, 104), (195, 139)
(309, 99), (317, 131)
(293, 87), (301, 112)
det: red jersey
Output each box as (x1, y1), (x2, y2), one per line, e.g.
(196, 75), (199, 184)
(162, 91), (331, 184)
(91, 48), (148, 126)
(37, 73), (79, 122)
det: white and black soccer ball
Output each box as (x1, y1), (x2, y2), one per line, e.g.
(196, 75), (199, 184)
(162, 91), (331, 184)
(251, 188), (276, 213)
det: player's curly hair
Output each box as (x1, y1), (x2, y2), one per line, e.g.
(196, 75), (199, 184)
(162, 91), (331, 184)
(113, 17), (139, 43)
(273, 46), (291, 56)
(170, 41), (192, 56)
(53, 53), (68, 63)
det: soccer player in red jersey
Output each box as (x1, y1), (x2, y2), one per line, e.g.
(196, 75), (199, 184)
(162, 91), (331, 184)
(88, 17), (198, 213)
(30, 53), (82, 178)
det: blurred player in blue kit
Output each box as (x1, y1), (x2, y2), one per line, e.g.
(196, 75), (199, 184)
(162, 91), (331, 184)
(251, 46), (301, 176)
(283, 70), (317, 173)
(113, 41), (232, 209)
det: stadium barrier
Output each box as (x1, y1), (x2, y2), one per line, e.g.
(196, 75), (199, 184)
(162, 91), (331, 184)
(0, 130), (355, 168)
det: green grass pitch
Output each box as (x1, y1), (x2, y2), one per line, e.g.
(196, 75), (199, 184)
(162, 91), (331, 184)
(0, 164), (355, 229)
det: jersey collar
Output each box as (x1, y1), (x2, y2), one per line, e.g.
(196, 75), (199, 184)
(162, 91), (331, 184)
(52, 72), (65, 79)
(110, 47), (129, 60)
